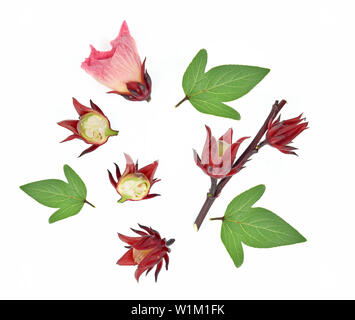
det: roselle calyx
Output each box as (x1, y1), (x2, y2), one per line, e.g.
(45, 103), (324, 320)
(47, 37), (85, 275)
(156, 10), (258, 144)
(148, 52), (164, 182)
(193, 125), (249, 179)
(81, 21), (151, 102)
(117, 224), (174, 282)
(58, 98), (118, 157)
(108, 154), (160, 203)
(266, 114), (308, 155)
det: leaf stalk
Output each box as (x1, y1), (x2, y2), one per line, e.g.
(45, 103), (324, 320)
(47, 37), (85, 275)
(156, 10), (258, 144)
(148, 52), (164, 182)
(175, 96), (189, 108)
(84, 199), (96, 208)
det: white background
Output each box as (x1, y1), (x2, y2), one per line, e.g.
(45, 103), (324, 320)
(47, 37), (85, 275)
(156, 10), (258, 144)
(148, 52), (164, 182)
(0, 0), (354, 299)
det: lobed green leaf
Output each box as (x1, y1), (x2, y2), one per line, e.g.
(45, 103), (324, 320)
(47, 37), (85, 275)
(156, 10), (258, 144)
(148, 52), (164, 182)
(182, 49), (207, 96)
(20, 179), (73, 208)
(221, 185), (306, 268)
(64, 164), (87, 200)
(180, 49), (270, 120)
(20, 165), (90, 223)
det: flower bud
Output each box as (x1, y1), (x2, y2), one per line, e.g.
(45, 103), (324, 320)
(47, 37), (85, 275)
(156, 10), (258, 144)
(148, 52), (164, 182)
(266, 114), (308, 155)
(193, 126), (249, 179)
(117, 224), (174, 282)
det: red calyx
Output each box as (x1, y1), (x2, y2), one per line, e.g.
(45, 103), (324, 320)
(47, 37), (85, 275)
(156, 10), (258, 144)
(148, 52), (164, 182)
(194, 125), (249, 179)
(266, 114), (308, 155)
(117, 224), (174, 282)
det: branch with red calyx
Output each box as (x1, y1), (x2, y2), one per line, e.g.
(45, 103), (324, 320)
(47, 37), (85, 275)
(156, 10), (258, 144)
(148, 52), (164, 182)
(194, 99), (287, 231)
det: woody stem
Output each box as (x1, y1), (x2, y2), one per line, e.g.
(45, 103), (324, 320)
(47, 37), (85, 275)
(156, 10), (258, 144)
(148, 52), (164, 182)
(194, 178), (218, 231)
(193, 99), (287, 231)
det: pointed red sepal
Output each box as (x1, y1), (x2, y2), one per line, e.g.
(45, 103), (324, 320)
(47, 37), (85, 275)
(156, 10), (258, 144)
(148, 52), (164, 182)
(72, 97), (92, 116)
(154, 260), (163, 282)
(151, 178), (161, 187)
(123, 153), (135, 175)
(219, 128), (233, 145)
(137, 224), (160, 237)
(138, 161), (159, 182)
(89, 100), (105, 116)
(78, 144), (100, 157)
(57, 120), (79, 134)
(60, 134), (81, 143)
(134, 248), (162, 282)
(143, 193), (160, 200)
(117, 248), (136, 266)
(108, 169), (117, 188)
(130, 228), (148, 236)
(163, 254), (169, 270)
(114, 163), (121, 180)
(118, 233), (142, 246)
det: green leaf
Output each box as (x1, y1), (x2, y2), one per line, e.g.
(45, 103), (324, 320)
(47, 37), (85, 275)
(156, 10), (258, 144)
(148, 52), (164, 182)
(189, 98), (240, 120)
(226, 207), (306, 249)
(225, 184), (266, 217)
(179, 49), (270, 120)
(182, 49), (207, 95)
(48, 201), (84, 224)
(20, 179), (73, 208)
(20, 165), (92, 223)
(221, 185), (306, 267)
(64, 164), (87, 200)
(221, 222), (244, 267)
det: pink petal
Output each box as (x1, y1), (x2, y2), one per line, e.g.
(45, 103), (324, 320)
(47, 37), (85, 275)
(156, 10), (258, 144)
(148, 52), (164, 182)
(81, 21), (142, 93)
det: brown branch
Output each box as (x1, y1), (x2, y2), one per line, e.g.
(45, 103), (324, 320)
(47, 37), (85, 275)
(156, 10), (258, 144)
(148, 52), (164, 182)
(193, 99), (287, 231)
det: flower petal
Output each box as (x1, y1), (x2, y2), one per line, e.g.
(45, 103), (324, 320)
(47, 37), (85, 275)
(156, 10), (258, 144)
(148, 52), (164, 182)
(81, 21), (142, 93)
